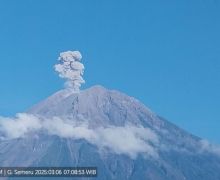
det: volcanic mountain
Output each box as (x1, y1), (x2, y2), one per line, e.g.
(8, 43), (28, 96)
(0, 85), (220, 180)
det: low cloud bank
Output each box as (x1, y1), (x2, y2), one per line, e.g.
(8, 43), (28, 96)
(0, 114), (158, 159)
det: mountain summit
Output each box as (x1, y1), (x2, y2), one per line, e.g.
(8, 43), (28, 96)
(28, 85), (157, 126)
(0, 85), (220, 180)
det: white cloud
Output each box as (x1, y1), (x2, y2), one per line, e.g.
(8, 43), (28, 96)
(94, 126), (159, 159)
(0, 114), (159, 159)
(200, 139), (220, 156)
(54, 50), (85, 92)
(0, 113), (41, 139)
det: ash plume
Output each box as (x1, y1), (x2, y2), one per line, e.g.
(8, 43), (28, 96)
(54, 50), (85, 92)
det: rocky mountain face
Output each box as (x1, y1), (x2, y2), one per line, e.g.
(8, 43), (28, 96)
(0, 85), (220, 180)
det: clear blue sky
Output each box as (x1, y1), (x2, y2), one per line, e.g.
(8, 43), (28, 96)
(0, 0), (219, 143)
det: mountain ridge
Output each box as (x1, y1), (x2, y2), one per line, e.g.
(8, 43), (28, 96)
(0, 85), (220, 180)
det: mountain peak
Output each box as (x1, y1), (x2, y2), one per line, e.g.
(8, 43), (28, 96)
(27, 85), (157, 127)
(85, 85), (107, 91)
(2, 85), (220, 180)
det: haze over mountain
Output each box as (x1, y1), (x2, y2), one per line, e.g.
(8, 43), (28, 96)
(0, 85), (220, 180)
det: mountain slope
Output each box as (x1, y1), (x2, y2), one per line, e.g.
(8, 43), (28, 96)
(0, 85), (220, 180)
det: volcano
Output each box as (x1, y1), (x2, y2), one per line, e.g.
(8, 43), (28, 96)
(0, 85), (220, 180)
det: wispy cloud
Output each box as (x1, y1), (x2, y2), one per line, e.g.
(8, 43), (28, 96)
(0, 113), (158, 159)
(199, 139), (220, 156)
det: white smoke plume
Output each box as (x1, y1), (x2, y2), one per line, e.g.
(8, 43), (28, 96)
(54, 50), (85, 92)
(0, 113), (159, 159)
